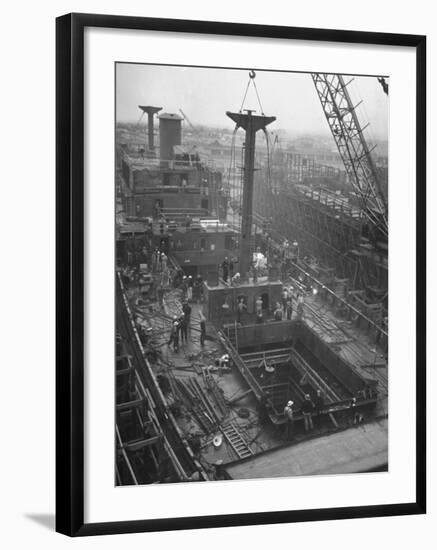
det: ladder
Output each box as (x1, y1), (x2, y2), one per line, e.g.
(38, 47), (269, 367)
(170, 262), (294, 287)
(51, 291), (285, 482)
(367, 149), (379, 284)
(221, 422), (253, 460)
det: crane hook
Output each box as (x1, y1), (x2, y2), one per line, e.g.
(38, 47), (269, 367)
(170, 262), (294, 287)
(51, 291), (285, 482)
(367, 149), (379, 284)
(249, 70), (256, 79)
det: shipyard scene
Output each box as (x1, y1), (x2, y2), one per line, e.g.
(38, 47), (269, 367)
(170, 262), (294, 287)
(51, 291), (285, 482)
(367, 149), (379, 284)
(115, 64), (389, 485)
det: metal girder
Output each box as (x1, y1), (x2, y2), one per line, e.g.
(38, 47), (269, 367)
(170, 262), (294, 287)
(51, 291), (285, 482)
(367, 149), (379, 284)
(226, 110), (276, 278)
(311, 74), (388, 237)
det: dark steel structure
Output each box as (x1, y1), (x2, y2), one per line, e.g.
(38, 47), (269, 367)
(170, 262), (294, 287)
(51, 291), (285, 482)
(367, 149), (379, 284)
(226, 109), (276, 278)
(138, 105), (162, 152)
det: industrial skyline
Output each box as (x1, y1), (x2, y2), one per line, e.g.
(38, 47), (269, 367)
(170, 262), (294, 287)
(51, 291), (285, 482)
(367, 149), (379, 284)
(116, 63), (389, 141)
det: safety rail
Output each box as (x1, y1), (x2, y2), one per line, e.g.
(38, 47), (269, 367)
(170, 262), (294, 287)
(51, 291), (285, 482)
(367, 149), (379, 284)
(252, 220), (387, 342)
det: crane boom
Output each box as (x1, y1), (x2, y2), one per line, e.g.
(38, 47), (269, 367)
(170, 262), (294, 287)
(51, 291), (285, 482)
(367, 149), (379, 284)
(311, 74), (388, 237)
(179, 109), (196, 132)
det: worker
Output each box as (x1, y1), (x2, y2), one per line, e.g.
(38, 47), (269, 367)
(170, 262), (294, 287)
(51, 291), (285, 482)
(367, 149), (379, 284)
(281, 287), (289, 311)
(161, 252), (167, 272)
(181, 276), (188, 300)
(193, 274), (203, 302)
(182, 300), (192, 327)
(285, 297), (293, 320)
(274, 302), (283, 321)
(349, 397), (364, 425)
(236, 298), (247, 324)
(222, 257), (229, 282)
(255, 295), (263, 316)
(229, 258), (235, 279)
(178, 314), (188, 344)
(199, 312), (207, 347)
(296, 292), (305, 320)
(231, 271), (241, 285)
(284, 400), (294, 440)
(301, 394), (315, 432)
(187, 275), (193, 301)
(218, 354), (230, 369)
(167, 317), (178, 348)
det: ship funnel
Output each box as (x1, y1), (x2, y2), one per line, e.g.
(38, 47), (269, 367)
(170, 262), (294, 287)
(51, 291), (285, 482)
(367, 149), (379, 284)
(159, 112), (183, 165)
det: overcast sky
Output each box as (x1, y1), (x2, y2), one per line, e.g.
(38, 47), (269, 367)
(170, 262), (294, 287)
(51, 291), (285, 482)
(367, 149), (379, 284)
(116, 63), (388, 141)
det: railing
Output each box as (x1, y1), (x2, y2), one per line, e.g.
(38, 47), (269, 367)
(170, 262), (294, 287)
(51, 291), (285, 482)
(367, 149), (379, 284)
(292, 263), (387, 339)
(252, 221), (387, 342)
(295, 185), (362, 220)
(117, 273), (208, 481)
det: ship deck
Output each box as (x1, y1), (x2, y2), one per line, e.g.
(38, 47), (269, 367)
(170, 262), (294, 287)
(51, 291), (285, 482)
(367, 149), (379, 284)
(123, 261), (388, 477)
(224, 418), (388, 479)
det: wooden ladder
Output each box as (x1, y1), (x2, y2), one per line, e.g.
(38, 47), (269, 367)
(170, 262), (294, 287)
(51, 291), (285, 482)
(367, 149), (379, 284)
(221, 422), (253, 460)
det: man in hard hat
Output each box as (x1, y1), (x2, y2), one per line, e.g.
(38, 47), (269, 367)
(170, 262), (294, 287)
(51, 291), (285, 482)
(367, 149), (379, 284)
(301, 394), (315, 432)
(199, 311), (207, 347)
(187, 275), (193, 301)
(236, 297), (247, 324)
(218, 354), (230, 369)
(284, 400), (295, 440)
(167, 316), (179, 351)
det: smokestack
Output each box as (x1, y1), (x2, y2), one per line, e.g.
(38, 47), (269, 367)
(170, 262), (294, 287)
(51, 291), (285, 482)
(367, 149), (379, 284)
(138, 106), (162, 152)
(158, 113), (183, 164)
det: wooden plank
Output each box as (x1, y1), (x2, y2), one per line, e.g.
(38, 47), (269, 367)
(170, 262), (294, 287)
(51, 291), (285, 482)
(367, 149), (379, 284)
(228, 388), (253, 405)
(123, 435), (162, 452)
(116, 398), (144, 412)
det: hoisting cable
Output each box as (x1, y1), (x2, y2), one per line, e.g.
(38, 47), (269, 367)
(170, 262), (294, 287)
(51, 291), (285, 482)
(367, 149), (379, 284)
(238, 70), (265, 115)
(135, 111), (145, 127)
(239, 79), (251, 112)
(252, 78), (265, 115)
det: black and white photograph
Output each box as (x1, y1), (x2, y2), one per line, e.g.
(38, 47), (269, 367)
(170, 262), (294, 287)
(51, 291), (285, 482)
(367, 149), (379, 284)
(0, 0), (430, 545)
(115, 63), (389, 485)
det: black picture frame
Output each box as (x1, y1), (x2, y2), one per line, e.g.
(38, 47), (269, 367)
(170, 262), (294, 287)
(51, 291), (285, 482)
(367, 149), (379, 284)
(56, 12), (426, 537)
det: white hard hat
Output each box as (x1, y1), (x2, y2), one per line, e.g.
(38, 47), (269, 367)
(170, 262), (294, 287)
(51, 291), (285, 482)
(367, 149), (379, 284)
(287, 400), (294, 406)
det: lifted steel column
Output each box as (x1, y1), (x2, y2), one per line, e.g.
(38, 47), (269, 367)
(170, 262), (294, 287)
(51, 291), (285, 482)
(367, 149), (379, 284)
(226, 110), (275, 278)
(138, 105), (162, 152)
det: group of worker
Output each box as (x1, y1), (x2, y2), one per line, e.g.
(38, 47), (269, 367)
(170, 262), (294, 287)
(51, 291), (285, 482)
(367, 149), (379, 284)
(151, 248), (168, 273)
(283, 390), (325, 440)
(172, 272), (204, 303)
(235, 287), (305, 325)
(221, 255), (264, 286)
(167, 300), (192, 352)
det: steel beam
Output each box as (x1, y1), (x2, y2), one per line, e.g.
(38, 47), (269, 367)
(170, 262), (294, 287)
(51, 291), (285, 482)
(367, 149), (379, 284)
(226, 110), (276, 278)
